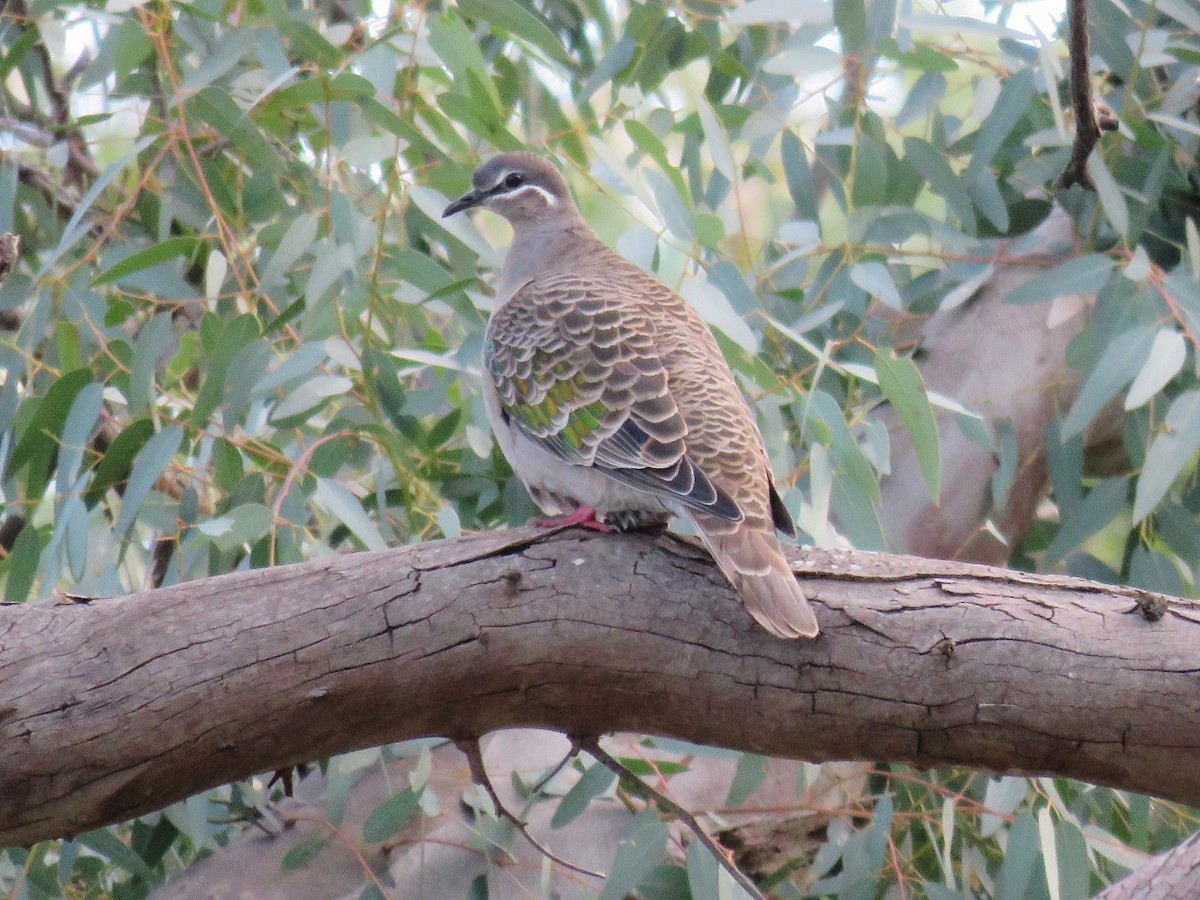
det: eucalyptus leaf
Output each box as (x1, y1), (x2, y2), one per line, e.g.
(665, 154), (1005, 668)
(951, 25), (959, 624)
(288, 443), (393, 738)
(113, 425), (184, 542)
(874, 351), (940, 502)
(1125, 329), (1186, 409)
(1004, 255), (1114, 306)
(598, 809), (670, 900)
(362, 789), (421, 842)
(1061, 325), (1155, 439)
(1134, 391), (1200, 521)
(551, 761), (616, 830)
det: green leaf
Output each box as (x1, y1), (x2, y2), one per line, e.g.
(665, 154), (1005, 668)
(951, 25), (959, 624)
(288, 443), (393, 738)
(45, 135), (156, 270)
(187, 88), (281, 173)
(1062, 325), (1155, 439)
(8, 368), (93, 499)
(4, 523), (44, 602)
(850, 261), (901, 309)
(551, 761), (616, 829)
(598, 809), (670, 900)
(262, 213), (318, 286)
(990, 418), (1018, 513)
(465, 873), (489, 900)
(113, 425), (184, 542)
(645, 168), (694, 241)
(196, 503), (275, 551)
(997, 811), (1041, 900)
(281, 835), (328, 870)
(85, 418), (155, 506)
(0, 26), (41, 80)
(1054, 818), (1091, 900)
(313, 478), (389, 551)
(78, 828), (156, 881)
(874, 351), (941, 502)
(456, 0), (574, 66)
(1088, 151), (1129, 236)
(1044, 477), (1126, 565)
(55, 383), (104, 494)
(904, 137), (974, 226)
(834, 0), (868, 53)
(782, 130), (819, 220)
(968, 170), (1009, 232)
(129, 312), (175, 417)
(192, 314), (261, 426)
(965, 68), (1034, 177)
(362, 789), (421, 842)
(725, 753), (768, 807)
(1134, 391), (1200, 521)
(1003, 255), (1114, 305)
(696, 95), (735, 184)
(93, 237), (199, 286)
(1125, 329), (1186, 409)
(686, 844), (720, 900)
(1038, 807), (1061, 900)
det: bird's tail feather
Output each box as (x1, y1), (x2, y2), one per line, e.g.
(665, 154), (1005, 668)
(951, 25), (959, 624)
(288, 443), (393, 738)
(697, 520), (819, 639)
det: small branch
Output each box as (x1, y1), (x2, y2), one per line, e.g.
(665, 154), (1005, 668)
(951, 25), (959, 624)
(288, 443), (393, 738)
(455, 738), (606, 880)
(1058, 0), (1110, 190)
(578, 736), (769, 900)
(3, 0), (98, 185)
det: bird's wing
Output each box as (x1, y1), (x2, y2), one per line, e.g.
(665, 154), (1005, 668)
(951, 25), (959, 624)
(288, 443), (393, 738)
(485, 276), (742, 522)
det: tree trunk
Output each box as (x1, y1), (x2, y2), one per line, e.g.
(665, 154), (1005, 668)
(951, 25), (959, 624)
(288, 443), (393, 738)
(2, 527), (1197, 847)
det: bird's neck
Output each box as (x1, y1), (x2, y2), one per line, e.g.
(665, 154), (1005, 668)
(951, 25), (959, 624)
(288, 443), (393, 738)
(497, 217), (596, 301)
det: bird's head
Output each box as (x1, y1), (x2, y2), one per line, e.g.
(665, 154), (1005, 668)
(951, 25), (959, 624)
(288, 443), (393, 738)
(442, 152), (575, 225)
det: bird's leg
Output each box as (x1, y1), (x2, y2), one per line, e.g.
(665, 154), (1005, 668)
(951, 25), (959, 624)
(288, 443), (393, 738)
(529, 504), (614, 533)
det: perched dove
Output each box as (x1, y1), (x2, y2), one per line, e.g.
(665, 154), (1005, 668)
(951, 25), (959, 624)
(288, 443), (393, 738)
(443, 152), (818, 639)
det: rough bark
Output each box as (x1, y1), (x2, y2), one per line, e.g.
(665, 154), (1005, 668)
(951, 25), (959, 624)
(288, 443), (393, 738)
(1097, 830), (1200, 900)
(2, 527), (1198, 847)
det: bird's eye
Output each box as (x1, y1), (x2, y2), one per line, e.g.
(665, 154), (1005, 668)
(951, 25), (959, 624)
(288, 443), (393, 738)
(504, 173), (524, 189)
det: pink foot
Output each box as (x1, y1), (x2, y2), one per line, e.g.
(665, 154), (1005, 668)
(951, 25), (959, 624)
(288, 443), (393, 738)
(529, 504), (614, 533)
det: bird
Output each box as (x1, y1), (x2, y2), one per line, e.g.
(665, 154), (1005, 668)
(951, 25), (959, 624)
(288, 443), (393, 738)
(442, 151), (819, 639)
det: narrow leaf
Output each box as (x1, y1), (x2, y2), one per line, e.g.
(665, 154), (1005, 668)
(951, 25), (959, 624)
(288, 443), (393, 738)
(1038, 808), (1062, 900)
(551, 761), (616, 830)
(113, 425), (184, 542)
(313, 478), (388, 551)
(281, 835), (327, 870)
(1004, 255), (1114, 305)
(1062, 326), (1155, 439)
(966, 68), (1034, 176)
(1126, 329), (1186, 409)
(598, 810), (670, 900)
(456, 0), (574, 66)
(696, 95), (735, 184)
(875, 351), (941, 502)
(362, 789), (421, 842)
(1134, 391), (1200, 521)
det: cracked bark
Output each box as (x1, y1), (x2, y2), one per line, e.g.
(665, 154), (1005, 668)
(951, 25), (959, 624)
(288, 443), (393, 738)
(1, 527), (1199, 849)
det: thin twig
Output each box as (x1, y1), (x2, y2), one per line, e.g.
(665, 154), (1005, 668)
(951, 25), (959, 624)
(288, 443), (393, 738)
(1058, 0), (1101, 190)
(528, 737), (582, 797)
(577, 736), (770, 900)
(454, 738), (606, 880)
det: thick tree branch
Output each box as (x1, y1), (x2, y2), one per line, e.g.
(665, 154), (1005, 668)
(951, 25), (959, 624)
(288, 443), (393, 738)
(2, 528), (1198, 848)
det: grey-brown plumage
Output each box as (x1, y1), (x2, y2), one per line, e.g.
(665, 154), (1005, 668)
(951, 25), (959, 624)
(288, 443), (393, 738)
(443, 151), (818, 639)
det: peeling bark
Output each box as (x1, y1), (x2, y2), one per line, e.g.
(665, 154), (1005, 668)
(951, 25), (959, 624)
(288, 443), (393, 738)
(2, 527), (1199, 847)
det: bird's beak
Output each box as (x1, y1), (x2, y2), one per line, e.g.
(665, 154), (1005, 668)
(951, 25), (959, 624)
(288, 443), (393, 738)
(442, 189), (484, 218)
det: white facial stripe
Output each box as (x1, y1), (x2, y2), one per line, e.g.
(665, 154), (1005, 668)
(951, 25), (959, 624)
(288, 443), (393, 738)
(502, 182), (559, 207)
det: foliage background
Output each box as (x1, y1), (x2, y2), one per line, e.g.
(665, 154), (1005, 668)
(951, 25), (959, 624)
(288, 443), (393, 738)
(1, 0), (1199, 894)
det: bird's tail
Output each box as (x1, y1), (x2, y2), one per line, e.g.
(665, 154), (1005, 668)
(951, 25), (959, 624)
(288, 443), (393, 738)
(696, 519), (819, 639)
